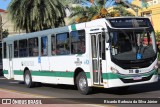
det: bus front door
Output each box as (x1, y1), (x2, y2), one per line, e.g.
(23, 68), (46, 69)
(8, 44), (14, 79)
(91, 33), (103, 85)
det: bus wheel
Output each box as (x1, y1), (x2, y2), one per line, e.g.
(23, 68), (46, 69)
(76, 72), (92, 95)
(24, 70), (35, 88)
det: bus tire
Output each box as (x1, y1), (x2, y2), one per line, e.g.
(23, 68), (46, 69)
(76, 72), (92, 95)
(24, 70), (35, 88)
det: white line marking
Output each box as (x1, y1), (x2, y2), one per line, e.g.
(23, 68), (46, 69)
(9, 81), (19, 84)
(0, 77), (6, 80)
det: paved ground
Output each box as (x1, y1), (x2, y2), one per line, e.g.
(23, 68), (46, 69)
(0, 88), (112, 107)
(0, 75), (160, 107)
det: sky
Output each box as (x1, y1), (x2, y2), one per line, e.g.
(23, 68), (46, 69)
(0, 0), (11, 10)
(0, 0), (133, 10)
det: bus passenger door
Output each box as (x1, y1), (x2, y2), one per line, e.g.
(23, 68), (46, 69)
(91, 33), (103, 85)
(8, 44), (14, 79)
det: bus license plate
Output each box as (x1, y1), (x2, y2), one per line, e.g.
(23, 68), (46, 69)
(133, 76), (142, 80)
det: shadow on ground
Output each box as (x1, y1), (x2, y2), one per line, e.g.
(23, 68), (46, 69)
(31, 80), (160, 96)
(0, 75), (160, 96)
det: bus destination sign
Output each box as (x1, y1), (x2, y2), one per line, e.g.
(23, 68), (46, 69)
(108, 18), (152, 28)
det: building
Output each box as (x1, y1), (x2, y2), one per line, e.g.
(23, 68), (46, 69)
(147, 0), (160, 6)
(132, 0), (160, 31)
(0, 9), (24, 38)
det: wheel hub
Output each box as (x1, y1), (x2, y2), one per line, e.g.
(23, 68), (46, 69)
(25, 74), (30, 85)
(79, 77), (87, 91)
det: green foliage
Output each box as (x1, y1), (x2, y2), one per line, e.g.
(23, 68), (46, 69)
(141, 0), (148, 8)
(155, 31), (160, 43)
(69, 0), (140, 24)
(156, 31), (160, 61)
(70, 0), (108, 23)
(8, 0), (66, 33)
(61, 0), (82, 5)
(158, 53), (160, 61)
(2, 29), (9, 38)
(112, 5), (134, 16)
(70, 6), (88, 18)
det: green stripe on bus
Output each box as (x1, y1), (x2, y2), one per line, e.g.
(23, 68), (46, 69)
(5, 69), (157, 80)
(102, 69), (157, 80)
(13, 70), (91, 79)
(3, 70), (8, 74)
(31, 71), (74, 77)
(14, 70), (23, 75)
(71, 24), (76, 31)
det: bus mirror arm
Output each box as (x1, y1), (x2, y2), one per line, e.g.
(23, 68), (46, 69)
(106, 42), (112, 51)
(106, 35), (112, 51)
(108, 35), (112, 43)
(106, 33), (110, 43)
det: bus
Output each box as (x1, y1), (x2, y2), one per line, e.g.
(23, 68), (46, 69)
(2, 17), (158, 94)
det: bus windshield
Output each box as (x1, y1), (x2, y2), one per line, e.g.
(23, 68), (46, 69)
(109, 29), (157, 61)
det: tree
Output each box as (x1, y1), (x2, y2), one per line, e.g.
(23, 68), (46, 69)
(112, 5), (134, 16)
(114, 0), (142, 16)
(70, 0), (108, 23)
(69, 0), (140, 23)
(8, 0), (66, 33)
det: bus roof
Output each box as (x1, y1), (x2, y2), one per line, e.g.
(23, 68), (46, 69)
(3, 17), (150, 42)
(3, 18), (107, 42)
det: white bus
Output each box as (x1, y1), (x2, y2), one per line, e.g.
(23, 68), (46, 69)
(2, 17), (158, 94)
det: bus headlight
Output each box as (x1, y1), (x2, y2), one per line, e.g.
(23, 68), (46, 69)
(111, 67), (119, 74)
(153, 63), (158, 70)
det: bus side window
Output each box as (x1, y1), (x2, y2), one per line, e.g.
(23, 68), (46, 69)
(14, 41), (19, 58)
(19, 39), (28, 57)
(71, 30), (85, 54)
(51, 35), (56, 55)
(29, 37), (39, 57)
(41, 36), (48, 56)
(56, 33), (70, 55)
(3, 42), (7, 58)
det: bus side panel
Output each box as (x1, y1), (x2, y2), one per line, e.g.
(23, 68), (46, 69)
(49, 55), (91, 85)
(49, 56), (75, 85)
(12, 58), (41, 81)
(40, 57), (50, 72)
(3, 59), (10, 79)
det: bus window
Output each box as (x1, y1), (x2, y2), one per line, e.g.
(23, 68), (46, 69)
(41, 36), (48, 56)
(3, 42), (6, 58)
(71, 30), (85, 54)
(29, 37), (39, 56)
(56, 33), (70, 55)
(51, 35), (56, 55)
(14, 41), (19, 58)
(19, 39), (28, 57)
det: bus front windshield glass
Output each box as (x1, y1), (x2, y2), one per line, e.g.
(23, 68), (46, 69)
(110, 29), (157, 61)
